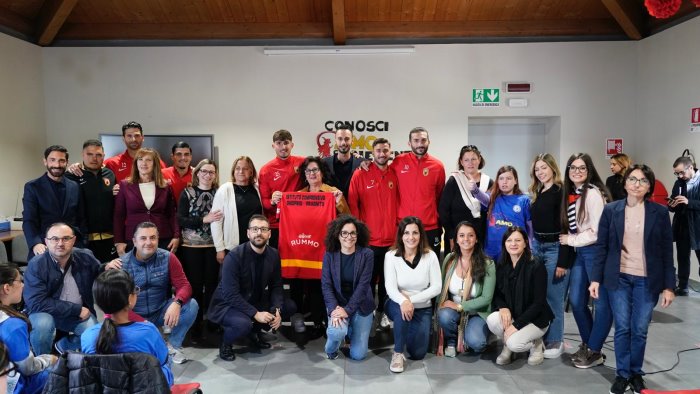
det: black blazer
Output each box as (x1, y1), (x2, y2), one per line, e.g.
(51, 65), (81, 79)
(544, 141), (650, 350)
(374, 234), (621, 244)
(22, 173), (85, 258)
(492, 256), (553, 330)
(591, 199), (676, 294)
(322, 155), (365, 197)
(321, 247), (375, 317)
(207, 242), (284, 323)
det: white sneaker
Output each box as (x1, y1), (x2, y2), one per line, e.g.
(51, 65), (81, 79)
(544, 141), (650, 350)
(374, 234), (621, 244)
(168, 344), (188, 364)
(445, 346), (457, 358)
(390, 352), (406, 373)
(528, 339), (545, 366)
(543, 341), (564, 359)
(496, 346), (513, 365)
(379, 313), (392, 329)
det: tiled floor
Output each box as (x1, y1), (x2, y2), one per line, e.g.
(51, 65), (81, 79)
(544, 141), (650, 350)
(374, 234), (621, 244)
(173, 288), (700, 393)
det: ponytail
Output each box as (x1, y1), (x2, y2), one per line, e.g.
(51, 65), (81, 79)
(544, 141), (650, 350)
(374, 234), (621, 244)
(95, 317), (119, 354)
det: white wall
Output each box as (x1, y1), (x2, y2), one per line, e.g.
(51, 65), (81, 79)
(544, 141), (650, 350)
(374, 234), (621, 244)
(40, 41), (637, 185)
(0, 34), (46, 218)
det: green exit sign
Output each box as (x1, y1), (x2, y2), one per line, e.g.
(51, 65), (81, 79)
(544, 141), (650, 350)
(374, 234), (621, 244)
(472, 88), (500, 107)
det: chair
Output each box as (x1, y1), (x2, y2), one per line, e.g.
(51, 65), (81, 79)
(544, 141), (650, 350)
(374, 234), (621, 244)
(11, 233), (28, 266)
(0, 242), (8, 264)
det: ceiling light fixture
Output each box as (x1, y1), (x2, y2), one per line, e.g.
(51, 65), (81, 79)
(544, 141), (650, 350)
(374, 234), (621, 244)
(263, 46), (415, 56)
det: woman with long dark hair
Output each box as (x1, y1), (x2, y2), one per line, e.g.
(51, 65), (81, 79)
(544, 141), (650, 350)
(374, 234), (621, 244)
(80, 270), (173, 387)
(321, 215), (374, 360)
(177, 159), (223, 340)
(528, 153), (569, 359)
(590, 165), (676, 394)
(558, 153), (612, 369)
(487, 227), (553, 366)
(114, 148), (180, 255)
(434, 221), (495, 357)
(384, 216), (441, 373)
(0, 264), (56, 394)
(485, 165), (531, 261)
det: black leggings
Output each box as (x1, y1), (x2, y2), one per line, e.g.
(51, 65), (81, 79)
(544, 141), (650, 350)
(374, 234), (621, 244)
(179, 246), (220, 324)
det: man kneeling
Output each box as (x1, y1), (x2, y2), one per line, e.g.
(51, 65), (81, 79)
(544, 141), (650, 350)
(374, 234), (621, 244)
(208, 214), (300, 361)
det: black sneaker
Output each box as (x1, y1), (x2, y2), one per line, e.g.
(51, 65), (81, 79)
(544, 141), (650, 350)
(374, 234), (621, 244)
(327, 352), (339, 360)
(219, 341), (236, 361)
(675, 287), (689, 296)
(290, 313), (307, 333)
(248, 333), (272, 349)
(609, 376), (629, 394)
(573, 350), (605, 369)
(629, 374), (646, 394)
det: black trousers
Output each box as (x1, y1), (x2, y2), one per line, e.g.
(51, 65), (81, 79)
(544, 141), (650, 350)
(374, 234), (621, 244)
(675, 223), (700, 289)
(179, 246), (220, 324)
(370, 245), (389, 312)
(221, 298), (297, 345)
(426, 228), (443, 260)
(88, 238), (117, 263)
(287, 278), (325, 325)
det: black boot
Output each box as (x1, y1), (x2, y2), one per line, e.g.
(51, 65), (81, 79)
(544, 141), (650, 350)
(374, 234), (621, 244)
(219, 341), (236, 361)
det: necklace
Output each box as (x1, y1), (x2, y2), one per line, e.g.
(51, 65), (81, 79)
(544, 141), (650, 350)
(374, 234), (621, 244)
(234, 184), (250, 193)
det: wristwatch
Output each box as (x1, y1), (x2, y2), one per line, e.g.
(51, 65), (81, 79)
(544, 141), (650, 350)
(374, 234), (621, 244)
(174, 298), (184, 307)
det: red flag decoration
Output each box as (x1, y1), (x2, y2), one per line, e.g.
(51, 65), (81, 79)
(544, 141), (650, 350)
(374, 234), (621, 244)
(278, 192), (336, 279)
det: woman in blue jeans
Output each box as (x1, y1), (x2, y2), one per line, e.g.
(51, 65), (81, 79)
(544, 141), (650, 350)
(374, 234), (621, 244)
(529, 153), (569, 359)
(589, 165), (676, 394)
(384, 217), (442, 373)
(321, 215), (375, 361)
(434, 221), (495, 357)
(558, 153), (611, 369)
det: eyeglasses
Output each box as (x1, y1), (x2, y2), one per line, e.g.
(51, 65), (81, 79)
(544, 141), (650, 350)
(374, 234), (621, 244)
(249, 226), (271, 233)
(340, 231), (358, 239)
(304, 168), (320, 174)
(12, 279), (23, 285)
(673, 167), (690, 177)
(46, 235), (75, 244)
(198, 169), (216, 176)
(568, 165), (588, 173)
(626, 176), (650, 186)
(133, 285), (141, 295)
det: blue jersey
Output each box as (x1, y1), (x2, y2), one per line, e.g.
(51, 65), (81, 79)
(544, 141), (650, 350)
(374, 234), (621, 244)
(81, 321), (173, 386)
(0, 315), (49, 394)
(485, 194), (531, 260)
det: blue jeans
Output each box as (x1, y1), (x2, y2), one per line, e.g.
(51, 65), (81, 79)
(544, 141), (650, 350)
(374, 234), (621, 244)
(569, 245), (613, 352)
(324, 311), (374, 360)
(608, 274), (659, 379)
(142, 299), (199, 348)
(437, 308), (490, 352)
(532, 239), (570, 344)
(28, 312), (98, 355)
(385, 299), (432, 360)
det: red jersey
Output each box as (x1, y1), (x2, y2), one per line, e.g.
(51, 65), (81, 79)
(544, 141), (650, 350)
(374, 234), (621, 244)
(348, 162), (399, 247)
(162, 166), (193, 201)
(104, 150), (166, 183)
(258, 155), (305, 228)
(390, 152), (445, 231)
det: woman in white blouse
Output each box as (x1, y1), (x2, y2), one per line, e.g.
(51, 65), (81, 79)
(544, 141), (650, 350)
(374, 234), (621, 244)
(384, 216), (441, 373)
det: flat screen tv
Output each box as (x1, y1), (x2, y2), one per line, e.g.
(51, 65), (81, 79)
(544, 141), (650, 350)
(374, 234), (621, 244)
(99, 134), (215, 167)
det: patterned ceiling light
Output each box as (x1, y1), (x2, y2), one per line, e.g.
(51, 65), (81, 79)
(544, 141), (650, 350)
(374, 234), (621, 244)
(644, 0), (682, 18)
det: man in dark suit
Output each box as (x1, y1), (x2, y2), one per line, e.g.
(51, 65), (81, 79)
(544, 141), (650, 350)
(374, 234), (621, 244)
(207, 214), (300, 361)
(322, 126), (365, 198)
(22, 145), (86, 260)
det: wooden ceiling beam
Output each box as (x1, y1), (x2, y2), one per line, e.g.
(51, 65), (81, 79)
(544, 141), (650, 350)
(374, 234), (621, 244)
(346, 19), (624, 38)
(331, 0), (346, 45)
(35, 0), (79, 46)
(0, 6), (34, 38)
(56, 22), (331, 40)
(600, 0), (644, 40)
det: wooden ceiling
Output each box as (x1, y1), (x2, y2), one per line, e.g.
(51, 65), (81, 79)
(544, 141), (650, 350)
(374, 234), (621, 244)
(0, 0), (698, 46)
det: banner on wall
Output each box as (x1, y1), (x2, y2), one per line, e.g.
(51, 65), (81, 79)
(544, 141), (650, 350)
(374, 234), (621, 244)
(691, 107), (700, 133)
(278, 192), (336, 279)
(316, 119), (409, 159)
(606, 138), (623, 158)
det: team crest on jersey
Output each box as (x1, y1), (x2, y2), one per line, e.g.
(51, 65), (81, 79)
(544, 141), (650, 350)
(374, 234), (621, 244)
(388, 181), (394, 189)
(513, 205), (521, 213)
(103, 178), (110, 187)
(423, 168), (429, 176)
(294, 166), (299, 174)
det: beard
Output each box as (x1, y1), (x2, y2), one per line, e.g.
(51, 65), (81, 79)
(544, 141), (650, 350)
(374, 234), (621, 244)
(47, 166), (65, 178)
(337, 145), (351, 154)
(250, 236), (268, 248)
(411, 146), (427, 156)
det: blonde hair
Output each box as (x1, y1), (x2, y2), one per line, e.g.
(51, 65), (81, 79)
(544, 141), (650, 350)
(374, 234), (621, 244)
(191, 159), (219, 189)
(128, 148), (167, 188)
(529, 153), (563, 204)
(230, 156), (258, 185)
(610, 153), (631, 175)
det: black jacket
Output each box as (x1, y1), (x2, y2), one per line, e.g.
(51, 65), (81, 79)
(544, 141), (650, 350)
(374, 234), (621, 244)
(492, 256), (554, 330)
(43, 352), (170, 393)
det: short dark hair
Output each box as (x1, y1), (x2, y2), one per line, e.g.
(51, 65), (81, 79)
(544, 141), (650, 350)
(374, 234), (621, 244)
(498, 226), (532, 265)
(171, 141), (191, 155)
(673, 156), (694, 168)
(46, 222), (75, 237)
(393, 216), (431, 257)
(300, 156), (331, 187)
(324, 214), (370, 252)
(624, 164), (656, 199)
(121, 121), (143, 136)
(272, 129), (293, 142)
(82, 139), (103, 150)
(408, 126), (429, 140)
(44, 145), (68, 160)
(133, 221), (158, 238)
(248, 214), (269, 227)
(372, 137), (390, 148)
(336, 124), (353, 133)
